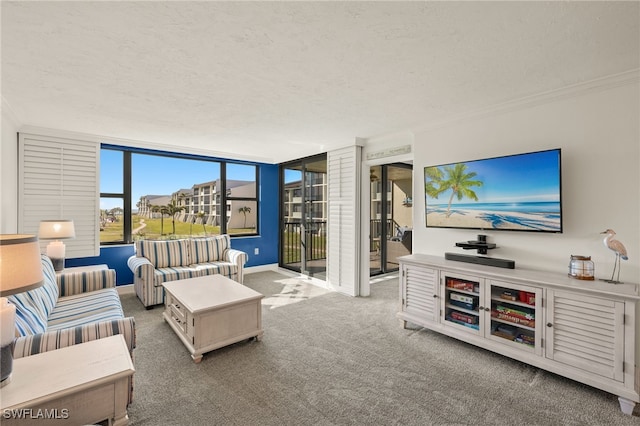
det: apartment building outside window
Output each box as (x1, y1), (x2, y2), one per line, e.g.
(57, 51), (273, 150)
(99, 146), (258, 244)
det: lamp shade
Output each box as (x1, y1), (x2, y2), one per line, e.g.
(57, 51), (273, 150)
(0, 235), (44, 296)
(38, 220), (76, 240)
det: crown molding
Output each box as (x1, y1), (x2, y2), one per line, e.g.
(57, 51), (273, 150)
(412, 69), (640, 133)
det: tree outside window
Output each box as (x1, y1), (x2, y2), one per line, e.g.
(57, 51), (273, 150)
(99, 147), (259, 243)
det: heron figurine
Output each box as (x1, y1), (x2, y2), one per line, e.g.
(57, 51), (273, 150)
(601, 229), (628, 283)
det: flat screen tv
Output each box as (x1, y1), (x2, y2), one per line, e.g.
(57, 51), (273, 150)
(424, 148), (562, 233)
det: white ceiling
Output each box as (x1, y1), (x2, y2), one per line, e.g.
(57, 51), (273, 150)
(2, 1), (639, 164)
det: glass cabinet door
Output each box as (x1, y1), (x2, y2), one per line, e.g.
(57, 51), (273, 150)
(486, 280), (543, 355)
(442, 274), (483, 334)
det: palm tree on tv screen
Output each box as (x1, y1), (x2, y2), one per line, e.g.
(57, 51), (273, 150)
(430, 163), (483, 218)
(424, 166), (443, 199)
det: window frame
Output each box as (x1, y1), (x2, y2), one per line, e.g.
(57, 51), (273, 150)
(100, 145), (259, 245)
(224, 163), (259, 236)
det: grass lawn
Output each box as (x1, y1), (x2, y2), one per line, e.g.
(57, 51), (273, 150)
(100, 216), (326, 264)
(100, 215), (256, 243)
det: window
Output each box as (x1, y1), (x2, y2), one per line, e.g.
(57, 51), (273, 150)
(100, 146), (258, 244)
(100, 149), (126, 243)
(225, 163), (258, 236)
(100, 198), (124, 243)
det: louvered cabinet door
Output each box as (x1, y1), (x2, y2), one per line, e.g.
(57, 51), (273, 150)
(401, 264), (439, 323)
(546, 289), (625, 381)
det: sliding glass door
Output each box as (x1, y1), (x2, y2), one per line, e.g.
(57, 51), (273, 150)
(370, 163), (413, 276)
(280, 155), (327, 279)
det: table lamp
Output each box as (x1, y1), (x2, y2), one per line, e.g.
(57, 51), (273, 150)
(38, 220), (75, 271)
(0, 234), (44, 387)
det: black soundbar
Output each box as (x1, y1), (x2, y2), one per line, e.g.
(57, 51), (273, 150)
(445, 252), (515, 269)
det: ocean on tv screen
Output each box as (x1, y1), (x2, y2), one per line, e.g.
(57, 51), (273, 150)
(424, 149), (562, 232)
(426, 201), (561, 232)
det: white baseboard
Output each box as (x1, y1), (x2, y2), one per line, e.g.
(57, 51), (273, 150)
(244, 263), (280, 274)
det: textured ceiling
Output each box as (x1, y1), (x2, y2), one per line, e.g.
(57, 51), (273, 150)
(2, 1), (639, 163)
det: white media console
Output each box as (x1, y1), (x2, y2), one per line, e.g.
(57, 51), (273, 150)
(397, 253), (640, 415)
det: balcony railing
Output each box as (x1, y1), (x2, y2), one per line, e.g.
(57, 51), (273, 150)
(282, 219), (401, 265)
(282, 221), (327, 264)
(370, 218), (399, 251)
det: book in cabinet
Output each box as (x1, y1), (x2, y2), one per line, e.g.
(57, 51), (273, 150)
(398, 253), (640, 415)
(439, 272), (543, 355)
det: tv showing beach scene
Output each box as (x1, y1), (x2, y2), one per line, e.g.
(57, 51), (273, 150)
(425, 149), (562, 233)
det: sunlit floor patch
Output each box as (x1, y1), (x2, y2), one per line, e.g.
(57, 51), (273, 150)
(261, 277), (330, 309)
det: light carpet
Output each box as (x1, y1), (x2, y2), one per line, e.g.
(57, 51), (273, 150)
(120, 271), (639, 425)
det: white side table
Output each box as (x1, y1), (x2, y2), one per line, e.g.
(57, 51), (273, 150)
(56, 264), (108, 276)
(0, 335), (134, 425)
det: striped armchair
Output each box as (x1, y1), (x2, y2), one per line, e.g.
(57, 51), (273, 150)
(8, 255), (136, 402)
(127, 235), (248, 308)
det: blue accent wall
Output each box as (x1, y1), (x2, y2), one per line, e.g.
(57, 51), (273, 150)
(66, 245), (136, 286)
(66, 163), (280, 286)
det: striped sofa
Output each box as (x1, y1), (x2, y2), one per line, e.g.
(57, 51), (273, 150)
(127, 235), (248, 308)
(8, 255), (136, 401)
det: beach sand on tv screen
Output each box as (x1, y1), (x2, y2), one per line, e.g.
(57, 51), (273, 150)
(426, 209), (561, 232)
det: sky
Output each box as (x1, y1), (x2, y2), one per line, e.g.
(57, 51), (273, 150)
(100, 150), (257, 210)
(284, 169), (301, 184)
(424, 149), (561, 204)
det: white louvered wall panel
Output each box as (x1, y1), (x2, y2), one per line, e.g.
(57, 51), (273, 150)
(327, 146), (361, 296)
(547, 290), (624, 381)
(19, 133), (100, 258)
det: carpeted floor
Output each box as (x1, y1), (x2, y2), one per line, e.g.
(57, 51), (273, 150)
(120, 271), (639, 425)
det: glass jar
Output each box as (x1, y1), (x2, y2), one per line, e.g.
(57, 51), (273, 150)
(568, 255), (595, 280)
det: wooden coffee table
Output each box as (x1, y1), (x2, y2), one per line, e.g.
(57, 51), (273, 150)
(162, 275), (264, 363)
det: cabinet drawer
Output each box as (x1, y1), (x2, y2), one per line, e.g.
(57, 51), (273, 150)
(170, 303), (186, 324)
(165, 294), (188, 334)
(169, 309), (187, 334)
(166, 294), (186, 322)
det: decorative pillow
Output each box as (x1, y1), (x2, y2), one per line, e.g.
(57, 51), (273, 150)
(6, 255), (58, 337)
(28, 255), (59, 317)
(136, 240), (190, 268)
(190, 235), (229, 263)
(8, 292), (48, 336)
